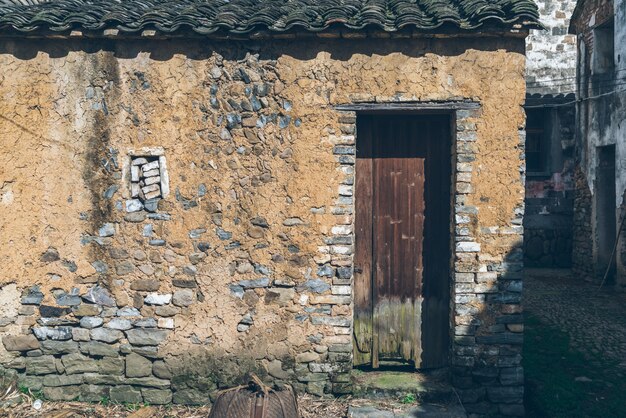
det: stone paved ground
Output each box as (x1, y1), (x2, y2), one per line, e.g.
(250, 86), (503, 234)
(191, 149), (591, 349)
(523, 268), (626, 417)
(347, 403), (466, 417)
(524, 268), (626, 368)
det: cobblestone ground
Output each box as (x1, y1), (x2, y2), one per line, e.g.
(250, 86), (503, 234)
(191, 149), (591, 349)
(524, 268), (626, 369)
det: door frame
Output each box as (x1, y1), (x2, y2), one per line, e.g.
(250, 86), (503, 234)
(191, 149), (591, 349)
(330, 101), (483, 375)
(594, 144), (617, 283)
(351, 108), (458, 370)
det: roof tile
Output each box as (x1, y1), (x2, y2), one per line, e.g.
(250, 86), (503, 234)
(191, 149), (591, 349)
(0, 0), (541, 35)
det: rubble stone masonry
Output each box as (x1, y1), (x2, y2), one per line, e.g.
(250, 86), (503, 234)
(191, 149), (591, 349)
(572, 167), (594, 279)
(0, 35), (527, 415)
(526, 0), (578, 95)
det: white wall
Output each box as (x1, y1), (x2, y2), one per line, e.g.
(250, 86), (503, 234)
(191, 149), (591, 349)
(526, 0), (579, 95)
(614, 0), (626, 207)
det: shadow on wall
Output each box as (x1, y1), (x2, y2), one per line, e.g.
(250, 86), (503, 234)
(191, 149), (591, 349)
(448, 241), (525, 417)
(523, 225), (573, 268)
(0, 35), (525, 63)
(349, 242), (526, 417)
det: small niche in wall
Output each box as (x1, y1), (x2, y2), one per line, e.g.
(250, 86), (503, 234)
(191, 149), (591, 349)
(125, 149), (170, 213)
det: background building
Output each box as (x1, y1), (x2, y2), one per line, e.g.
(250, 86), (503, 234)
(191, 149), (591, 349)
(570, 0), (626, 288)
(524, 0), (579, 268)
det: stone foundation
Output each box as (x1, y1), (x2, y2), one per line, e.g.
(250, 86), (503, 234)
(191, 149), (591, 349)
(524, 227), (573, 267)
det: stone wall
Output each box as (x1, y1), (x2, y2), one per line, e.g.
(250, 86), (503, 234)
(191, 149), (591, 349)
(570, 0), (626, 287)
(524, 227), (573, 267)
(526, 0), (578, 94)
(0, 35), (527, 414)
(451, 111), (526, 417)
(523, 103), (576, 268)
(572, 167), (595, 279)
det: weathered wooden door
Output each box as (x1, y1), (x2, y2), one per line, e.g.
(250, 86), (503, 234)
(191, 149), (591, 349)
(354, 114), (451, 369)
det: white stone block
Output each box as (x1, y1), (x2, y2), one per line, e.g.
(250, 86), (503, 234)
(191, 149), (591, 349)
(456, 242), (481, 252)
(299, 294), (309, 305)
(131, 183), (141, 198)
(331, 286), (351, 295)
(125, 199), (143, 213)
(98, 223), (115, 237)
(331, 225), (352, 235)
(338, 185), (353, 196)
(477, 272), (498, 282)
(331, 245), (352, 255)
(142, 160), (160, 171)
(132, 157), (148, 166)
(144, 175), (161, 186)
(158, 155), (170, 198)
(131, 165), (140, 182)
(457, 172), (472, 182)
(144, 190), (161, 200)
(142, 168), (160, 177)
(142, 184), (160, 194)
(158, 318), (175, 329)
(144, 293), (172, 305)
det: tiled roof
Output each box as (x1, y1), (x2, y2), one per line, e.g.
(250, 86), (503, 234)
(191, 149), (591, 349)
(0, 0), (541, 35)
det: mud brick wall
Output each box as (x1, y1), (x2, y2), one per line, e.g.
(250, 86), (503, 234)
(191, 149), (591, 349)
(0, 36), (527, 415)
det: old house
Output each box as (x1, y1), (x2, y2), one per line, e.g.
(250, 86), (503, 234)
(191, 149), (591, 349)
(0, 0), (539, 415)
(570, 0), (626, 287)
(523, 0), (578, 268)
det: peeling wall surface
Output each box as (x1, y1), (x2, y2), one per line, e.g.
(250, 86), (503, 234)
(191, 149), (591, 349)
(571, 0), (626, 286)
(0, 37), (527, 415)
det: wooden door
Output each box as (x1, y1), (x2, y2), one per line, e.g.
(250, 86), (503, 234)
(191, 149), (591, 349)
(354, 114), (451, 369)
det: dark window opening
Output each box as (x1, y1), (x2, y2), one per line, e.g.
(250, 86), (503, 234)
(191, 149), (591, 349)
(525, 108), (549, 174)
(593, 19), (615, 75)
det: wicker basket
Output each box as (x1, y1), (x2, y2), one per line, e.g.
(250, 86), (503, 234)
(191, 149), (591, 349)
(208, 375), (299, 418)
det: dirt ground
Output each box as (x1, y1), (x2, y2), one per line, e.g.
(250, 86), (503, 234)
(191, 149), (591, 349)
(0, 393), (352, 418)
